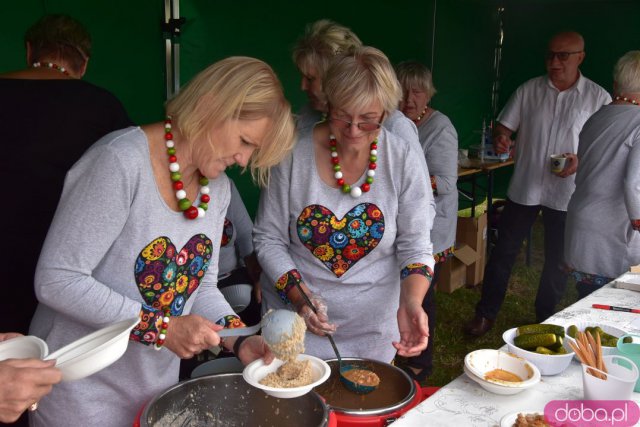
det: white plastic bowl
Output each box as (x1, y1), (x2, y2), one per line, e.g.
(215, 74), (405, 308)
(0, 336), (48, 360)
(45, 317), (139, 381)
(243, 354), (330, 398)
(464, 349), (540, 395)
(503, 327), (574, 375)
(220, 283), (253, 313)
(565, 321), (626, 357)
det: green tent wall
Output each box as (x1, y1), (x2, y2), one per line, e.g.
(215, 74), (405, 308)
(2, 0), (638, 215)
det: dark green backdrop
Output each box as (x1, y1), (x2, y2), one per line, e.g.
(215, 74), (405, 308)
(2, 0), (637, 215)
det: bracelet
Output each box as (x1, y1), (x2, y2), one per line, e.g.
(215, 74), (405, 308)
(154, 308), (171, 351)
(233, 335), (250, 356)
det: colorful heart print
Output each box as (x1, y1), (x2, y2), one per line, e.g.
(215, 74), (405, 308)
(297, 203), (384, 277)
(134, 234), (212, 315)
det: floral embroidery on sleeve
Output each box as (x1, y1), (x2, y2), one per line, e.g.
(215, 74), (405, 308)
(632, 219), (640, 231)
(275, 269), (303, 304)
(130, 304), (164, 345)
(216, 315), (245, 329)
(434, 246), (454, 264)
(430, 175), (438, 197)
(400, 263), (434, 282)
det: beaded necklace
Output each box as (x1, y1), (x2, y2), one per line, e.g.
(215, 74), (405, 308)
(329, 134), (377, 198)
(413, 106), (429, 123)
(164, 117), (210, 219)
(31, 61), (69, 76)
(614, 95), (639, 106)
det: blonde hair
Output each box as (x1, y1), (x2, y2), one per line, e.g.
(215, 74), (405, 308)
(614, 50), (640, 94)
(292, 19), (362, 80)
(166, 57), (295, 187)
(323, 46), (402, 115)
(395, 61), (437, 99)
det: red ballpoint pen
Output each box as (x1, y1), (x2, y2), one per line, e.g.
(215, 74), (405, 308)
(592, 303), (640, 314)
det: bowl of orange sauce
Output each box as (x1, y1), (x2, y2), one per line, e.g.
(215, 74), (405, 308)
(464, 349), (541, 395)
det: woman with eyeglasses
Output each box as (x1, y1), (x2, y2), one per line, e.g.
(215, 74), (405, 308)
(254, 46), (436, 363)
(292, 19), (418, 144)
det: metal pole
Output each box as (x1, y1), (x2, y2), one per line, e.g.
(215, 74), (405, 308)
(163, 0), (184, 100)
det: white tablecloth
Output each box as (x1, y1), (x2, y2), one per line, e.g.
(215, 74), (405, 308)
(391, 283), (640, 426)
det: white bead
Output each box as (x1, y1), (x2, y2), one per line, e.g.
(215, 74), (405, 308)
(163, 316), (170, 323)
(370, 149), (377, 155)
(329, 134), (335, 139)
(165, 123), (171, 130)
(166, 140), (174, 148)
(334, 171), (343, 179)
(331, 151), (338, 158)
(169, 162), (180, 172)
(176, 189), (187, 199)
(201, 186), (210, 195)
(350, 186), (362, 198)
(197, 207), (206, 218)
(159, 333), (166, 340)
(367, 169), (376, 177)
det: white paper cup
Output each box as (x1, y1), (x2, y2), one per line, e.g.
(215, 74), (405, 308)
(582, 355), (638, 400)
(550, 154), (567, 173)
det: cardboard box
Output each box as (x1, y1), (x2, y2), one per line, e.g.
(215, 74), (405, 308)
(456, 213), (488, 286)
(436, 244), (478, 293)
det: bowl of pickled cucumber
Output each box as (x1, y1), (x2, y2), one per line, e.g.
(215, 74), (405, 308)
(565, 322), (629, 358)
(502, 323), (574, 375)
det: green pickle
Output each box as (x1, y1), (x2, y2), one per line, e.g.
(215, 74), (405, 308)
(567, 325), (578, 338)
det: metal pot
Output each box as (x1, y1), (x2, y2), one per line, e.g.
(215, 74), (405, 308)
(314, 358), (416, 417)
(138, 373), (330, 427)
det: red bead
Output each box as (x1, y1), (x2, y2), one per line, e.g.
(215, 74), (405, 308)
(369, 163), (377, 169)
(371, 144), (377, 150)
(331, 157), (339, 164)
(361, 183), (370, 192)
(201, 194), (210, 203)
(184, 206), (199, 219)
(329, 139), (337, 147)
(337, 178), (345, 186)
(156, 339), (164, 345)
(173, 181), (184, 190)
(164, 119), (171, 124)
(169, 155), (177, 163)
(165, 132), (173, 140)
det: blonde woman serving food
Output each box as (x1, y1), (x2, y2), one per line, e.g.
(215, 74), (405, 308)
(254, 46), (435, 363)
(29, 57), (295, 427)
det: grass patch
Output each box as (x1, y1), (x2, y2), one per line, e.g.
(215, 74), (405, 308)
(397, 216), (579, 387)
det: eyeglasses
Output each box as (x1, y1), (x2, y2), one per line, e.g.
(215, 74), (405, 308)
(329, 113), (385, 132)
(546, 51), (583, 61)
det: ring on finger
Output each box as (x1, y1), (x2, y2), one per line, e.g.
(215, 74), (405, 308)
(29, 402), (38, 412)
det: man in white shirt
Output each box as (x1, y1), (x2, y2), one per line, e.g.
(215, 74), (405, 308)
(464, 31), (611, 336)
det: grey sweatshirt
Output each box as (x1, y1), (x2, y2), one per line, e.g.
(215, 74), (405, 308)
(254, 126), (435, 363)
(30, 127), (236, 427)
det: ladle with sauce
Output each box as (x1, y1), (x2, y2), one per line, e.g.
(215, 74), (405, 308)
(292, 282), (380, 394)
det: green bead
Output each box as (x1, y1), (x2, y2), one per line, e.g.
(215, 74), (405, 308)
(171, 172), (182, 181)
(333, 165), (341, 172)
(370, 155), (377, 162)
(167, 147), (176, 155)
(366, 176), (374, 184)
(199, 176), (209, 186)
(178, 198), (192, 211)
(198, 202), (208, 210)
(342, 184), (351, 193)
(330, 146), (337, 152)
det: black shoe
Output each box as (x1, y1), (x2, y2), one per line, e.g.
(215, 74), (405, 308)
(463, 315), (495, 337)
